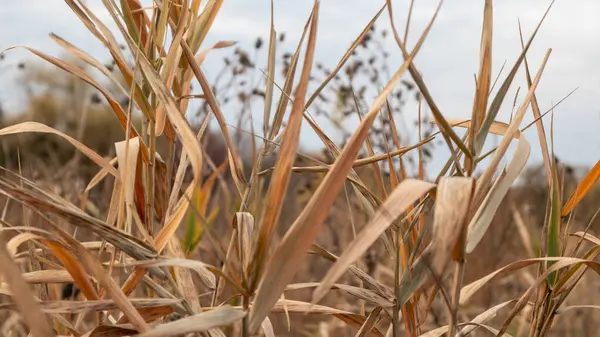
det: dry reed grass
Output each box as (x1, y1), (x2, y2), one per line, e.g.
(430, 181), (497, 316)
(0, 0), (599, 336)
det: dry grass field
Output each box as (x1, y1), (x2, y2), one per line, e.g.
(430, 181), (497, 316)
(0, 1), (600, 336)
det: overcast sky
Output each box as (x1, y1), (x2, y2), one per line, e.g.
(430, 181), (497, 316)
(0, 0), (598, 175)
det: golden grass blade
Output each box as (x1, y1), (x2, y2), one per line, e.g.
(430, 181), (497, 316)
(287, 283), (393, 308)
(21, 270), (74, 284)
(467, 0), (493, 172)
(265, 137), (434, 174)
(154, 3), (189, 136)
(546, 153), (562, 285)
(234, 212), (254, 281)
(116, 305), (175, 324)
(42, 240), (100, 301)
(0, 298), (180, 314)
(261, 317), (275, 337)
(137, 305), (245, 337)
(249, 18), (432, 329)
(562, 160), (600, 217)
(310, 244), (394, 301)
(249, 0), (319, 291)
(458, 257), (600, 306)
(181, 42), (247, 194)
(84, 325), (138, 337)
(166, 237), (202, 313)
(0, 271), (75, 294)
(6, 233), (44, 257)
(68, 0), (156, 123)
(518, 22), (552, 187)
(0, 122), (119, 178)
(263, 0), (277, 137)
(121, 0), (150, 47)
(0, 234), (54, 337)
(497, 258), (600, 335)
(355, 306), (383, 337)
(311, 179), (435, 305)
(456, 300), (516, 337)
(115, 137), (141, 232)
(471, 127), (530, 252)
(186, 0), (223, 54)
(270, 299), (354, 315)
(266, 8), (311, 143)
(120, 258), (216, 290)
(60, 234), (151, 332)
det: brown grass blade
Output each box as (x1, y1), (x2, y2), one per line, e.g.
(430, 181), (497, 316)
(42, 240), (99, 301)
(234, 212), (254, 281)
(0, 234), (54, 337)
(355, 306), (383, 337)
(0, 298), (179, 314)
(562, 160), (600, 217)
(119, 258), (216, 290)
(116, 305), (174, 324)
(6, 233), (44, 257)
(59, 232), (151, 332)
(311, 179), (435, 305)
(287, 283), (393, 308)
(310, 244), (394, 301)
(136, 306), (246, 337)
(85, 325), (138, 337)
(181, 40), (247, 194)
(0, 122), (119, 178)
(467, 0), (493, 173)
(154, 2), (190, 136)
(186, 0), (224, 54)
(165, 237), (202, 313)
(266, 11), (312, 143)
(263, 0), (277, 137)
(248, 0), (319, 291)
(518, 21), (552, 188)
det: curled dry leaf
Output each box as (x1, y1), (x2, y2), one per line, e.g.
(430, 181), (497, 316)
(439, 119), (532, 254)
(396, 177), (474, 307)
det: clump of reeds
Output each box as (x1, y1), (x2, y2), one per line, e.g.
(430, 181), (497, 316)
(1, 0), (600, 336)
